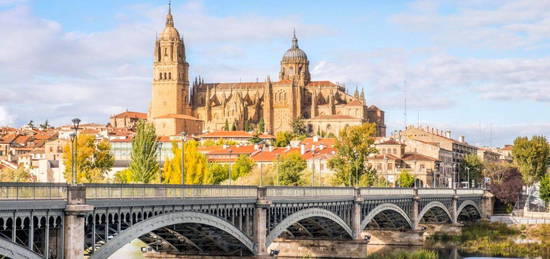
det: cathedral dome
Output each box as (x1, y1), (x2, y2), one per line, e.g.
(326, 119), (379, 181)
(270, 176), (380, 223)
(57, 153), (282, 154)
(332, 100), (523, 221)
(282, 31), (308, 62)
(160, 26), (180, 41)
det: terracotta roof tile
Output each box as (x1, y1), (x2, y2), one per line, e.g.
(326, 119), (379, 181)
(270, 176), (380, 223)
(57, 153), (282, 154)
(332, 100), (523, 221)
(198, 131), (275, 139)
(402, 153), (438, 161)
(111, 111), (147, 119)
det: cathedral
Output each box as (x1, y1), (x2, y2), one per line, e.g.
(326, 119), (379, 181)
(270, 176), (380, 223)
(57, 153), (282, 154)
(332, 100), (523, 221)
(148, 6), (386, 137)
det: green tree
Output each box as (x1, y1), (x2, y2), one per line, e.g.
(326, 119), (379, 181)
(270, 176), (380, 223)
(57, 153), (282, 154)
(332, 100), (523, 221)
(397, 170), (415, 187)
(512, 136), (550, 185)
(231, 154), (255, 180)
(244, 121), (251, 132)
(539, 174), (550, 204)
(27, 120), (34, 129)
(328, 123), (378, 186)
(258, 118), (265, 133)
(275, 131), (293, 147)
(209, 163), (230, 184)
(231, 122), (237, 131)
(39, 120), (50, 130)
(277, 152), (306, 186)
(290, 116), (307, 137)
(224, 119), (229, 131)
(356, 165), (379, 187)
(63, 134), (114, 183)
(128, 121), (160, 183)
(248, 132), (262, 144)
(461, 153), (484, 185)
(0, 167), (34, 182)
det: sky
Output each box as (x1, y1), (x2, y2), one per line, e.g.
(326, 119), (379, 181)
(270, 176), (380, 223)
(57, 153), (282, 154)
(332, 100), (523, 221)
(0, 0), (549, 147)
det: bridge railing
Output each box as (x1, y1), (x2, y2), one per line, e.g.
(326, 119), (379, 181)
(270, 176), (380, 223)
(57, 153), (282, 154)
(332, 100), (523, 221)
(418, 188), (456, 196)
(84, 184), (258, 199)
(265, 186), (354, 198)
(0, 182), (67, 200)
(456, 189), (484, 196)
(359, 187), (414, 197)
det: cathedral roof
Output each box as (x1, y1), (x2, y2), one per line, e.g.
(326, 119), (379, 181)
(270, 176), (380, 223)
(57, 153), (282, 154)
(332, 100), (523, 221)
(347, 99), (363, 106)
(198, 80), (339, 90)
(282, 30), (308, 62)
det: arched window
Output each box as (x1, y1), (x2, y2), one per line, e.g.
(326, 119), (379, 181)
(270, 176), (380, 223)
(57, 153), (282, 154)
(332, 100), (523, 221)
(168, 73), (171, 80)
(159, 73), (162, 80)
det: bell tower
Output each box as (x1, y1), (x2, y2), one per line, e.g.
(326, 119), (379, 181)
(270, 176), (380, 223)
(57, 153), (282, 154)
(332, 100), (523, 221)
(149, 3), (190, 120)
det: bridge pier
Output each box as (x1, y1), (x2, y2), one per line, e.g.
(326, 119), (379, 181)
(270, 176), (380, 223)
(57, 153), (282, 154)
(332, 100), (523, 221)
(411, 189), (420, 230)
(254, 187), (271, 257)
(451, 193), (459, 224)
(64, 185), (93, 259)
(481, 191), (494, 219)
(351, 188), (363, 240)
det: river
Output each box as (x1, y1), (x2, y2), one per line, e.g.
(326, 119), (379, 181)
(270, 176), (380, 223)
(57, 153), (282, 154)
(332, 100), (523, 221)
(107, 241), (532, 259)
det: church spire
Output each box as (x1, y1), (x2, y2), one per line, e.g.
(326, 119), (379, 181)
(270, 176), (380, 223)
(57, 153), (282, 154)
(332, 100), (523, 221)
(291, 28), (298, 48)
(166, 1), (174, 27)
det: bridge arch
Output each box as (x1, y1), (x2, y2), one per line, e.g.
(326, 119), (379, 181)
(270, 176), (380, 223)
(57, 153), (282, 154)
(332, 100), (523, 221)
(457, 200), (481, 222)
(266, 208), (353, 247)
(361, 203), (413, 230)
(418, 201), (453, 224)
(0, 237), (42, 259)
(90, 211), (254, 259)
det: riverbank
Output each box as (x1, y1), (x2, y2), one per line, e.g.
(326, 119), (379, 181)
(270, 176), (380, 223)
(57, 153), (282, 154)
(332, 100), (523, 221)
(427, 221), (550, 258)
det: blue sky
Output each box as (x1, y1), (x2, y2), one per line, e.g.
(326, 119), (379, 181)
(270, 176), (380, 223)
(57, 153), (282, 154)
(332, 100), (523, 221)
(0, 0), (549, 146)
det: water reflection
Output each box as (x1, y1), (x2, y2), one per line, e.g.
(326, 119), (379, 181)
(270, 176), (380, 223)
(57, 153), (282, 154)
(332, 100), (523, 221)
(114, 242), (524, 259)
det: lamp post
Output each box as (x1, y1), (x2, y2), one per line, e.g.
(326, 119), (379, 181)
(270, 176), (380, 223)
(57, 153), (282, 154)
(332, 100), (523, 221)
(71, 118), (80, 185)
(466, 167), (470, 189)
(228, 149), (233, 185)
(452, 164), (457, 189)
(311, 147), (315, 187)
(180, 132), (187, 185)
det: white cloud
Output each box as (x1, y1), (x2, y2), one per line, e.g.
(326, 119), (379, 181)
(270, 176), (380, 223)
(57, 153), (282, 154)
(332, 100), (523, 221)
(391, 0), (550, 50)
(0, 1), (330, 127)
(0, 106), (15, 126)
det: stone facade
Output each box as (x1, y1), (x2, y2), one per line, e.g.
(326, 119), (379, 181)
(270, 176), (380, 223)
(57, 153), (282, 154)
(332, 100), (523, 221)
(149, 7), (386, 137)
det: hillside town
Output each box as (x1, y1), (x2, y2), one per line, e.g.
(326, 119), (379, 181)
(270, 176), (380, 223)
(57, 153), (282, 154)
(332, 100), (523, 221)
(0, 109), (512, 188)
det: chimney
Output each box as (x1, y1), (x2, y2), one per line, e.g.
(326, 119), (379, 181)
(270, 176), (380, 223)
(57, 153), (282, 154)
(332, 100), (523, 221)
(459, 136), (465, 143)
(300, 144), (305, 155)
(319, 144), (325, 150)
(445, 131), (451, 138)
(268, 146), (274, 152)
(254, 144), (259, 150)
(313, 136), (319, 142)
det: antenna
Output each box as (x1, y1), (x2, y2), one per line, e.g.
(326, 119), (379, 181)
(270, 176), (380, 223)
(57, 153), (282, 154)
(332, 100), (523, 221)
(417, 111), (420, 127)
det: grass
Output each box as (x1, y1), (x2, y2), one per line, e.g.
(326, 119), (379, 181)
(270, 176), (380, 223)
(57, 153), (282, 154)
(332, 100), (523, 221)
(429, 221), (550, 258)
(366, 249), (437, 259)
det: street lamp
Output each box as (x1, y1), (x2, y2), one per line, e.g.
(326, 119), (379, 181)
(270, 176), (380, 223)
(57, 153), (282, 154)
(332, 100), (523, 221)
(180, 132), (187, 185)
(228, 149), (233, 185)
(71, 118), (80, 185)
(311, 147), (316, 187)
(452, 164), (457, 189)
(466, 167), (470, 189)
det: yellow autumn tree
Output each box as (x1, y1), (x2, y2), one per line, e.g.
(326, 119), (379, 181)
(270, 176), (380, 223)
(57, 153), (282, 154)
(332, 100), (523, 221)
(163, 140), (211, 184)
(62, 134), (114, 183)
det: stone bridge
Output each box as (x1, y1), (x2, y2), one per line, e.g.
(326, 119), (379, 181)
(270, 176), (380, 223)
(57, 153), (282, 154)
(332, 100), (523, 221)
(0, 183), (493, 258)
